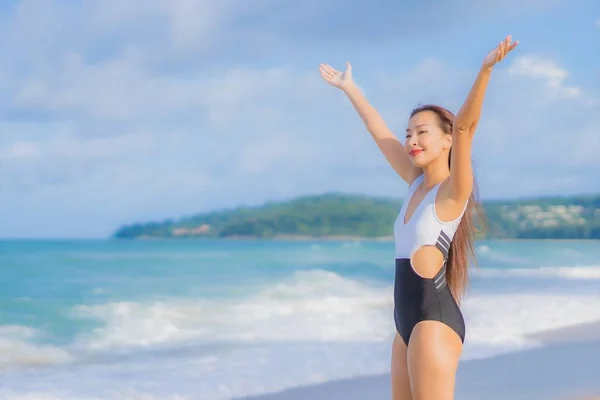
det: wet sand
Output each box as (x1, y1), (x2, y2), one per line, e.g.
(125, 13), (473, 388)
(235, 320), (600, 400)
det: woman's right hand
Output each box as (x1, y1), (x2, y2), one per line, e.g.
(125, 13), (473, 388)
(319, 62), (354, 90)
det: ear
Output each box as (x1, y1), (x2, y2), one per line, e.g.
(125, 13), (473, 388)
(445, 133), (453, 150)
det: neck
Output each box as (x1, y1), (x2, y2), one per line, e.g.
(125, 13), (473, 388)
(420, 154), (450, 188)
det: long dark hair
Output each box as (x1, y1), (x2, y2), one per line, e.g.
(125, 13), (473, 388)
(410, 104), (487, 303)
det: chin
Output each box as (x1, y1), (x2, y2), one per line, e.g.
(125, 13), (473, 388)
(410, 157), (428, 168)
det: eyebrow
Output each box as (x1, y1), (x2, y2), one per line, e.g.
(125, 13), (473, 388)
(405, 124), (428, 133)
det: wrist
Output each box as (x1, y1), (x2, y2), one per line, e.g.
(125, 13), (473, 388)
(341, 81), (358, 93)
(480, 65), (494, 74)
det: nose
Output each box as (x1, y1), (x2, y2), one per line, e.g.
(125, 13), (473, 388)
(407, 134), (419, 147)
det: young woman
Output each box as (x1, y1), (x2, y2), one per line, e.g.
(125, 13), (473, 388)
(319, 35), (518, 399)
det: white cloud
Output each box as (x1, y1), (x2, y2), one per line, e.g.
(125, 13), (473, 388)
(470, 55), (600, 197)
(12, 53), (198, 120)
(236, 139), (315, 175)
(0, 131), (157, 164)
(507, 55), (581, 99)
(1, 0), (239, 59)
(1, 58), (330, 204)
(0, 129), (160, 193)
(372, 58), (472, 127)
(9, 52), (322, 132)
(508, 56), (567, 80)
(0, 1), (596, 238)
(361, 54), (600, 199)
(8, 52), (594, 199)
(0, 141), (40, 161)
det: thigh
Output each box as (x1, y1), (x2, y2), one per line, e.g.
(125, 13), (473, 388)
(391, 332), (413, 400)
(407, 321), (463, 400)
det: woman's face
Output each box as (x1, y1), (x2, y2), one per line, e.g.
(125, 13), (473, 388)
(405, 110), (451, 168)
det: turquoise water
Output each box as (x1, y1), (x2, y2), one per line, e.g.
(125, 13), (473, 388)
(1, 239), (600, 399)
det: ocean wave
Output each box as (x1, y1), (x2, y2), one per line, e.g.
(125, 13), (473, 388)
(69, 267), (600, 354)
(71, 270), (393, 350)
(475, 265), (600, 279)
(0, 325), (74, 369)
(6, 267), (600, 371)
(463, 293), (600, 346)
(0, 390), (190, 400)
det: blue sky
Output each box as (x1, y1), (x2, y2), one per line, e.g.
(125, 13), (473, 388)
(0, 0), (599, 238)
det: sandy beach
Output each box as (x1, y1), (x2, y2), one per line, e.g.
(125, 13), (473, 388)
(235, 320), (600, 400)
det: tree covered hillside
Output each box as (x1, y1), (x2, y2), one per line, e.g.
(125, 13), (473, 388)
(113, 192), (600, 240)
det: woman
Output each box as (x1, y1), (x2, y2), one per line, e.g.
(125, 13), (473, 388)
(319, 35), (518, 399)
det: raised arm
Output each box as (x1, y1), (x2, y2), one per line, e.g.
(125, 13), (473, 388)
(450, 35), (519, 201)
(319, 62), (420, 185)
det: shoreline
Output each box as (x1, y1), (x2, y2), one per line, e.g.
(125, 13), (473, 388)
(128, 235), (600, 242)
(527, 318), (600, 344)
(234, 320), (600, 400)
(132, 234), (395, 241)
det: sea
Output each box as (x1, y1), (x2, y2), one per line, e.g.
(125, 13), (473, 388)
(1, 238), (600, 400)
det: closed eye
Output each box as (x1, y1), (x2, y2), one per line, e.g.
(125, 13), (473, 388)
(406, 130), (427, 138)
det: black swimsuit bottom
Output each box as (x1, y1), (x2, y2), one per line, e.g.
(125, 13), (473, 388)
(393, 258), (465, 345)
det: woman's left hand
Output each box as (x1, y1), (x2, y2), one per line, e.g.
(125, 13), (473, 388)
(482, 35), (519, 69)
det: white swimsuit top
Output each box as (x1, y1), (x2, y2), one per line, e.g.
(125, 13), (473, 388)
(393, 174), (468, 260)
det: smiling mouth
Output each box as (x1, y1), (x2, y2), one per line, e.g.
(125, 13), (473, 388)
(410, 149), (423, 156)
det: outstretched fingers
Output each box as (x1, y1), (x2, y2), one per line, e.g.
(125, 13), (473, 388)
(503, 35), (518, 56)
(493, 35), (518, 64)
(322, 63), (339, 74)
(321, 63), (340, 77)
(500, 40), (506, 61)
(319, 64), (335, 81)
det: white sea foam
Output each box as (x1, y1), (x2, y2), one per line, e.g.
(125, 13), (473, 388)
(0, 325), (74, 369)
(71, 267), (600, 354)
(0, 341), (392, 400)
(475, 265), (600, 279)
(477, 244), (491, 254)
(72, 270), (393, 350)
(463, 293), (600, 347)
(0, 391), (190, 400)
(3, 268), (600, 400)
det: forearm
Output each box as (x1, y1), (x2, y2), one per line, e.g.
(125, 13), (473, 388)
(342, 83), (390, 137)
(454, 66), (493, 134)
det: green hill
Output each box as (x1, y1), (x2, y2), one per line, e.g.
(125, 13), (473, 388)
(112, 192), (600, 240)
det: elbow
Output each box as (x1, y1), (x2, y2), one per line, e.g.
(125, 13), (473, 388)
(454, 109), (482, 136)
(454, 124), (469, 135)
(453, 119), (477, 136)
